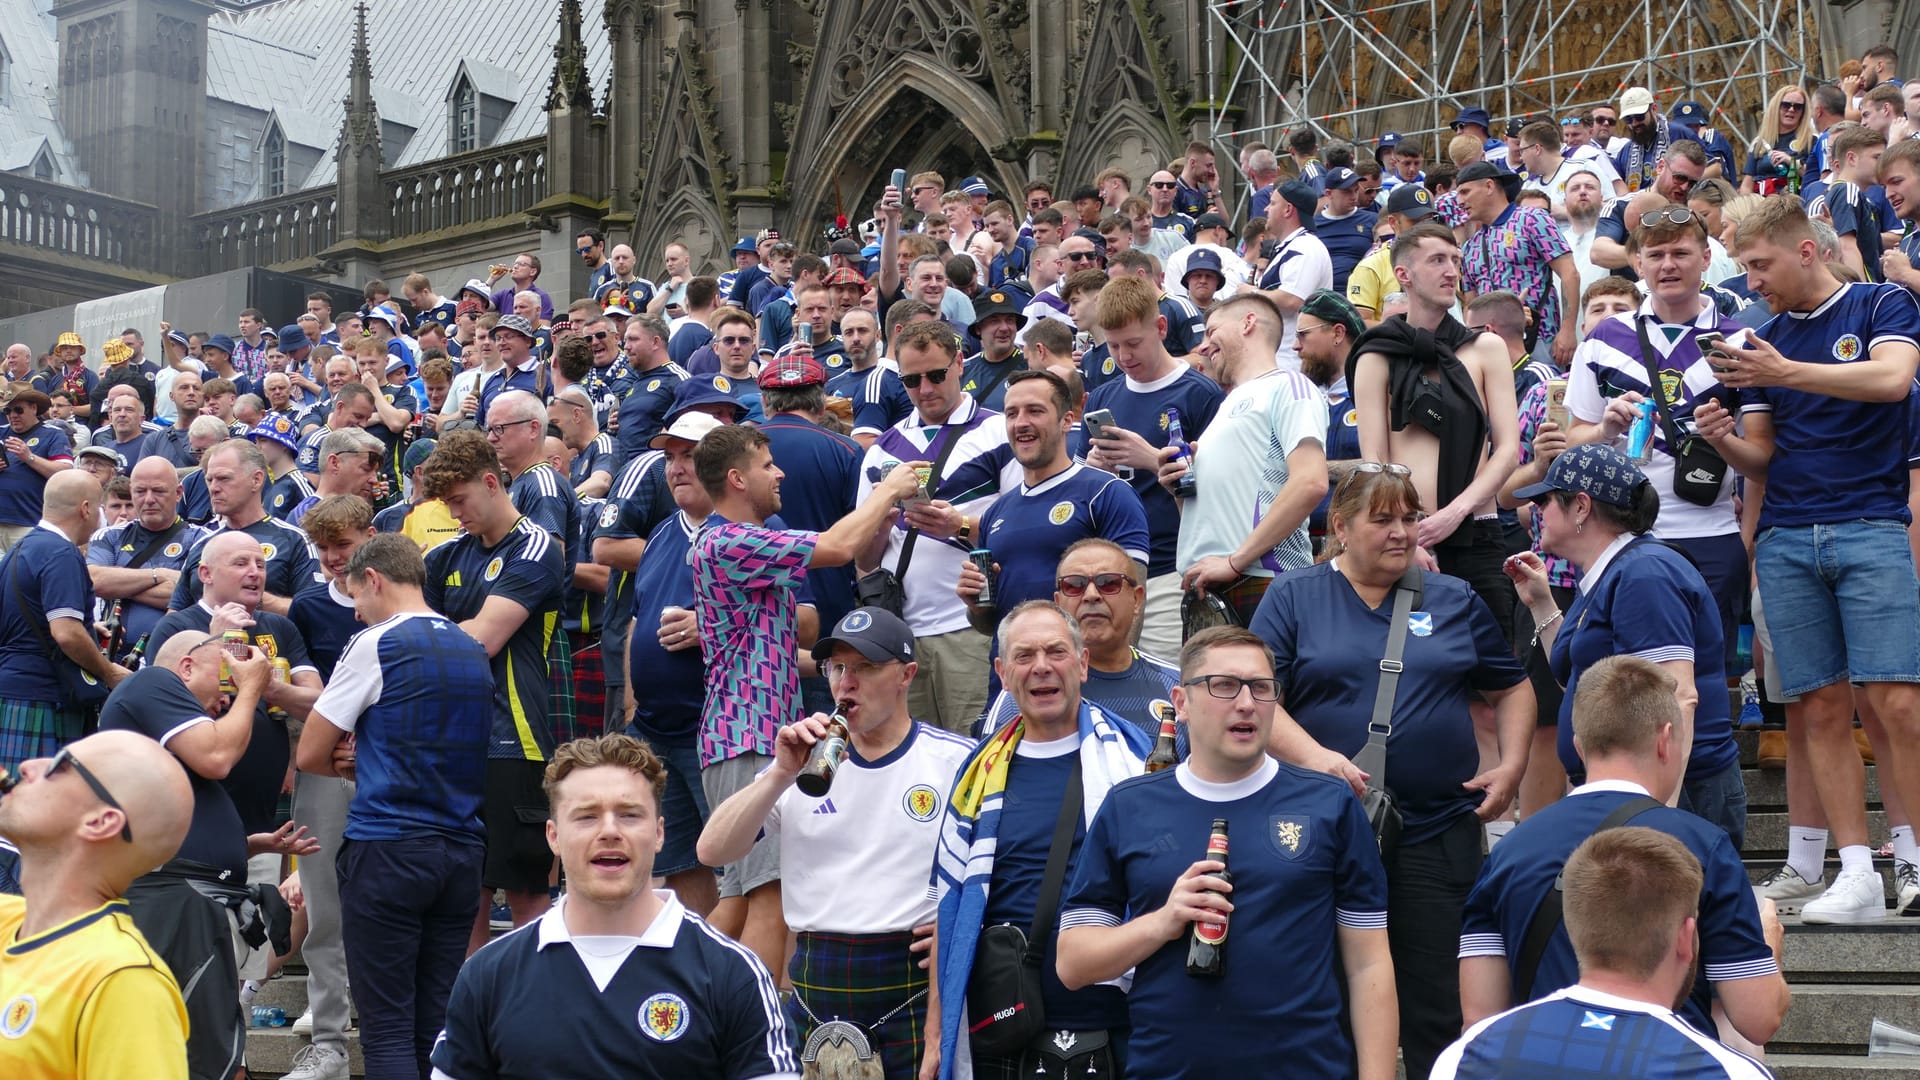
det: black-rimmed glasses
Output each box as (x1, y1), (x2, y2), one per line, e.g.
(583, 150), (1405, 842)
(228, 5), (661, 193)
(485, 418), (539, 438)
(1182, 674), (1281, 702)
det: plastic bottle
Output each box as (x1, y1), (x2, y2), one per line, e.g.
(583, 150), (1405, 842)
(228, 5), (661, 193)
(250, 1006), (289, 1028)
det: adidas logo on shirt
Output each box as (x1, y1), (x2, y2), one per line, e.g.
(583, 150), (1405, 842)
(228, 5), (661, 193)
(811, 799), (838, 815)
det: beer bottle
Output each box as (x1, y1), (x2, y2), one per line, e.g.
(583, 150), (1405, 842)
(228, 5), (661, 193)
(1145, 703), (1179, 772)
(1187, 818), (1230, 977)
(794, 703), (853, 797)
(0, 765), (16, 794)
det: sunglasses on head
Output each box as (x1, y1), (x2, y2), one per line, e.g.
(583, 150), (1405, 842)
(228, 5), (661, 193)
(1056, 572), (1130, 597)
(1638, 205), (1697, 229)
(1332, 461), (1412, 498)
(46, 747), (133, 843)
(899, 365), (954, 389)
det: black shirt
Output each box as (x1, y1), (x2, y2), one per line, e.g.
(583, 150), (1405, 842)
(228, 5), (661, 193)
(98, 666), (248, 879)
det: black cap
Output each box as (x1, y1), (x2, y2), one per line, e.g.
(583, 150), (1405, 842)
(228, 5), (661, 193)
(811, 607), (916, 664)
(1384, 183), (1437, 220)
(1457, 160), (1522, 201)
(829, 237), (863, 257)
(1276, 180), (1319, 221)
(1193, 211), (1233, 236)
(969, 286), (1030, 334)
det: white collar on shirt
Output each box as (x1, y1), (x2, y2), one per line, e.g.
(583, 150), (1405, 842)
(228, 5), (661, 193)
(1578, 532), (1637, 595)
(1567, 778), (1653, 798)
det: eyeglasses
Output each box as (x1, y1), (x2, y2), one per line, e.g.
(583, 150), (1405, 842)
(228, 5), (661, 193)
(1780, 101), (1806, 111)
(46, 747), (133, 843)
(1065, 251), (1101, 262)
(1294, 320), (1331, 336)
(1182, 674), (1281, 702)
(1056, 572), (1131, 597)
(718, 335), (755, 347)
(485, 418), (538, 438)
(824, 659), (890, 681)
(1333, 461), (1412, 498)
(1638, 206), (1696, 229)
(587, 331), (611, 342)
(899, 365), (955, 389)
(1149, 181), (1178, 190)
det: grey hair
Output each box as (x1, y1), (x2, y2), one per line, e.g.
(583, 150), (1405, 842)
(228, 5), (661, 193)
(1809, 219), (1841, 262)
(188, 415), (229, 442)
(995, 599), (1085, 658)
(492, 390), (547, 424)
(320, 427), (383, 459)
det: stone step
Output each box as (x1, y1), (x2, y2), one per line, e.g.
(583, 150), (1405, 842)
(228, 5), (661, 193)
(1782, 921), (1920, 982)
(1770, 1054), (1920, 1079)
(1746, 812), (1892, 859)
(1773, 985), (1920, 1054)
(1741, 766), (1883, 813)
(245, 1027), (363, 1078)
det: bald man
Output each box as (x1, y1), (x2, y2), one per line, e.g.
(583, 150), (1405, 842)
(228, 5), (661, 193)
(0, 471), (129, 763)
(105, 631), (281, 1080)
(0, 729), (195, 1080)
(87, 456), (214, 665)
(2, 342), (33, 383)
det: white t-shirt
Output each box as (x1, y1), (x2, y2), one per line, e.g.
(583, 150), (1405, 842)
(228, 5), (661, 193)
(1563, 144), (1623, 191)
(765, 721), (977, 933)
(1162, 243), (1255, 302)
(1176, 367), (1328, 575)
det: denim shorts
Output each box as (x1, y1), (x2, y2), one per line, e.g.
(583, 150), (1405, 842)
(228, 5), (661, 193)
(1755, 520), (1920, 697)
(645, 739), (712, 878)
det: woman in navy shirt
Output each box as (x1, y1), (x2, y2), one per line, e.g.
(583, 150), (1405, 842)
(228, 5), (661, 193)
(1250, 464), (1533, 1080)
(1507, 443), (1743, 848)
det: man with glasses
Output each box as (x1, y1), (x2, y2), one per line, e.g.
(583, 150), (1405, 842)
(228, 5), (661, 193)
(0, 387), (73, 552)
(549, 385), (614, 499)
(1591, 141), (1709, 276)
(0, 729), (197, 1080)
(88, 456), (210, 661)
(698, 606), (973, 1080)
(906, 171), (945, 228)
(486, 252), (553, 324)
(614, 313), (691, 462)
(291, 427), (383, 526)
(1588, 106), (1626, 157)
(1058, 625), (1395, 1080)
(1147, 169), (1195, 238)
(979, 537), (1183, 745)
(126, 574), (315, 1080)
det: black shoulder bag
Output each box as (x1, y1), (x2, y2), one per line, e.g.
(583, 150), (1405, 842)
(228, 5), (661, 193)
(3, 546), (113, 722)
(854, 393), (992, 618)
(1511, 793), (1663, 999)
(968, 752), (1083, 1059)
(103, 519), (186, 665)
(1354, 566), (1423, 862)
(1633, 316), (1727, 507)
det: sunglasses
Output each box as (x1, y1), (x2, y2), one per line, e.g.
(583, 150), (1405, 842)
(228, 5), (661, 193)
(718, 335), (755, 347)
(1333, 461), (1412, 498)
(1592, 116), (1616, 124)
(1027, 199), (1051, 209)
(1638, 205), (1697, 229)
(1780, 101), (1806, 111)
(1065, 251), (1101, 262)
(46, 747), (133, 843)
(899, 365), (954, 389)
(587, 331), (611, 341)
(1149, 181), (1178, 190)
(1056, 572), (1131, 597)
(576, 246), (594, 255)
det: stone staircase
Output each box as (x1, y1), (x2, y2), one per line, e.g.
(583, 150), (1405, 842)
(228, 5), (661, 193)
(245, 727), (1920, 1077)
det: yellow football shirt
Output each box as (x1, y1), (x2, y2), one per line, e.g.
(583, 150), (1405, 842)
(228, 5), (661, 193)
(400, 498), (464, 552)
(1346, 243), (1397, 318)
(0, 895), (188, 1080)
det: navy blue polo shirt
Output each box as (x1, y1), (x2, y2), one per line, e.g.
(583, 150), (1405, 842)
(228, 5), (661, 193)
(1739, 282), (1920, 526)
(0, 526), (96, 704)
(614, 364), (690, 461)
(179, 469), (212, 523)
(668, 322), (712, 369)
(959, 351), (1025, 413)
(563, 496), (606, 636)
(825, 364), (913, 437)
(431, 897), (797, 1080)
(1548, 539), (1736, 782)
(977, 462), (1152, 614)
(1173, 180), (1210, 218)
(1080, 344), (1119, 397)
(990, 238), (1034, 286)
(1827, 182), (1889, 282)
(727, 264), (770, 307)
(625, 511), (709, 746)
(475, 360), (541, 429)
(758, 414), (863, 630)
(1064, 760), (1389, 1077)
(426, 517), (565, 762)
(98, 666), (248, 879)
(1074, 366), (1225, 577)
(101, 431), (146, 470)
(570, 433), (615, 491)
(1157, 295), (1206, 357)
(287, 581), (362, 681)
(147, 604), (314, 834)
(87, 517), (210, 650)
(593, 451), (674, 685)
(509, 461), (580, 578)
(1313, 208), (1380, 293)
(1459, 784), (1776, 1035)
(0, 422), (72, 525)
(1251, 562), (1527, 842)
(167, 516), (321, 610)
(263, 467), (314, 520)
(136, 425), (196, 469)
(982, 737), (1129, 1032)
(1433, 985), (1775, 1079)
(313, 611), (492, 844)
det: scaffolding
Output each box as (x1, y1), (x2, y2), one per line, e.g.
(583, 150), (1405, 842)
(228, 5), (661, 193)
(1205, 0), (1817, 168)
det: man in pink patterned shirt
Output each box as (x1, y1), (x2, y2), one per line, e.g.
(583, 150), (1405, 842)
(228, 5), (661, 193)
(688, 421), (924, 975)
(1455, 161), (1583, 366)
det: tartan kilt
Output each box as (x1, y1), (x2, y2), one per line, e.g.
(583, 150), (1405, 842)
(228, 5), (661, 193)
(546, 627), (577, 750)
(789, 930), (928, 1080)
(570, 636), (606, 740)
(0, 697), (85, 770)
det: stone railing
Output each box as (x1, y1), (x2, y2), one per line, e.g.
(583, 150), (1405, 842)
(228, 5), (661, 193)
(0, 172), (161, 273)
(193, 188), (339, 274)
(387, 138), (546, 236)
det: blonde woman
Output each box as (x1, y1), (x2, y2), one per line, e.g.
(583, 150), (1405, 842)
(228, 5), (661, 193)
(1740, 85), (1813, 195)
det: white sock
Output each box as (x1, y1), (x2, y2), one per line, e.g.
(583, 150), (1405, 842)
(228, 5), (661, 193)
(1838, 843), (1874, 878)
(1893, 825), (1920, 869)
(1787, 827), (1828, 883)
(239, 979), (260, 1007)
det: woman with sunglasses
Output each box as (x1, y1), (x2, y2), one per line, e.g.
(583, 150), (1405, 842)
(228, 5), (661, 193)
(1249, 463), (1534, 1080)
(1505, 444), (1741, 848)
(1740, 86), (1813, 196)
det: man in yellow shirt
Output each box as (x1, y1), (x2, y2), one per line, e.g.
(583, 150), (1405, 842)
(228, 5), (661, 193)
(0, 729), (195, 1079)
(372, 438), (462, 550)
(1347, 183), (1441, 324)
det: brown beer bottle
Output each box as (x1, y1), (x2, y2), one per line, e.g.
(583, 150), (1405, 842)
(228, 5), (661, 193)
(794, 703), (853, 797)
(1144, 703), (1179, 772)
(1187, 818), (1230, 977)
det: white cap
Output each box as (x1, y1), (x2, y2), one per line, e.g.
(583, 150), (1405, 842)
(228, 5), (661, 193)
(1619, 87), (1654, 118)
(648, 411), (725, 450)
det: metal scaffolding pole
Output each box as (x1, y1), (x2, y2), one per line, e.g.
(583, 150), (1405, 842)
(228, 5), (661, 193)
(1206, 0), (1815, 173)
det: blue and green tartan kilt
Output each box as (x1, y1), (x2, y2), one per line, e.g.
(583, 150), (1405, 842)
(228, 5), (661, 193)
(546, 627), (577, 750)
(0, 698), (85, 771)
(789, 930), (929, 1079)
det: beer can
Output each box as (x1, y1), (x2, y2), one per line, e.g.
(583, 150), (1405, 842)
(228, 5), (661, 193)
(271, 658), (291, 684)
(968, 549), (997, 606)
(1545, 378), (1570, 432)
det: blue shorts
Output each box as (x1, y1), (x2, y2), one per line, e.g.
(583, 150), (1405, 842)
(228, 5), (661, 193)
(1755, 520), (1920, 697)
(632, 736), (711, 877)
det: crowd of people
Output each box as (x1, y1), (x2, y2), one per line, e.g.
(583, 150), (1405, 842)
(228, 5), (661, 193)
(1, 43), (1919, 1080)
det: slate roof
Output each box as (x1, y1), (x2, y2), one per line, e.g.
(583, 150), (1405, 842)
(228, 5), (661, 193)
(0, 0), (86, 186)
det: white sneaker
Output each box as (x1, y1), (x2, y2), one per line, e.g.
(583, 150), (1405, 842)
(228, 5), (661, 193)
(290, 1008), (314, 1035)
(1800, 867), (1888, 924)
(1896, 861), (1919, 917)
(1758, 864), (1825, 915)
(282, 1043), (348, 1080)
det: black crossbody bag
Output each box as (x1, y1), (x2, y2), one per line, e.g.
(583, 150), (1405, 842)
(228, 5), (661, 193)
(1512, 794), (1663, 999)
(1633, 316), (1727, 507)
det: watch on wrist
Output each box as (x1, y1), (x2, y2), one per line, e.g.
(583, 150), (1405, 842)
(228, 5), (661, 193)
(956, 519), (972, 543)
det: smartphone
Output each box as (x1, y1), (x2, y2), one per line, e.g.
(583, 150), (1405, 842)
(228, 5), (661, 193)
(795, 323), (813, 348)
(1545, 378), (1570, 431)
(889, 169), (907, 209)
(1084, 408), (1115, 442)
(1698, 330), (1735, 374)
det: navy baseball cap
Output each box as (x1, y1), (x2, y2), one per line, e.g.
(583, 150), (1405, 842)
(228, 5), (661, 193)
(666, 374), (748, 423)
(1322, 167), (1360, 191)
(1512, 443), (1650, 507)
(1276, 180), (1319, 221)
(1670, 100), (1707, 123)
(811, 606), (915, 664)
(1384, 183), (1436, 220)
